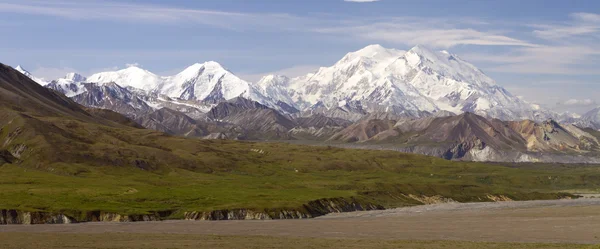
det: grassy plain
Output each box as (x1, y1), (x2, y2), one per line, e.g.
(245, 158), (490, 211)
(1, 108), (600, 216)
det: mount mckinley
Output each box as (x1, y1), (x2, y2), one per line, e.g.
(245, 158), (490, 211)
(13, 44), (600, 163)
(33, 45), (551, 120)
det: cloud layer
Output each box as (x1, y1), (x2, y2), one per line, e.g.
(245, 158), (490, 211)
(1, 0), (598, 113)
(558, 99), (597, 107)
(3, 0), (598, 77)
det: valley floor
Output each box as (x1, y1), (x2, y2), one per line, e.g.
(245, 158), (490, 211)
(2, 198), (600, 248)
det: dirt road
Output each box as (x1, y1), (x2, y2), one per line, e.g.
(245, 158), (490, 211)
(1, 198), (600, 245)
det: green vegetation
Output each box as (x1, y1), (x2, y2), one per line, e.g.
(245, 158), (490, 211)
(0, 233), (597, 249)
(1, 104), (600, 217)
(2, 64), (600, 218)
(2, 113), (600, 216)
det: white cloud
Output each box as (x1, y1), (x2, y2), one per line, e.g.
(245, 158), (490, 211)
(344, 0), (380, 2)
(314, 19), (536, 49)
(0, 1), (532, 50)
(463, 45), (600, 75)
(2, 1), (599, 104)
(0, 1), (303, 30)
(531, 12), (600, 40)
(30, 66), (77, 80)
(125, 63), (141, 68)
(532, 24), (598, 40)
(455, 13), (600, 75)
(558, 99), (597, 107)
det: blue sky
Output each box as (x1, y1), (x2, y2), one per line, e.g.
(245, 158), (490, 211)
(1, 0), (599, 113)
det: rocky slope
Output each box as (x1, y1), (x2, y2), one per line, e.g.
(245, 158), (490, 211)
(207, 97), (297, 139)
(289, 114), (351, 140)
(70, 83), (153, 118)
(0, 209), (167, 224)
(45, 73), (87, 97)
(329, 112), (600, 163)
(134, 108), (210, 137)
(577, 107), (600, 130)
(13, 65), (48, 85)
(184, 197), (383, 220)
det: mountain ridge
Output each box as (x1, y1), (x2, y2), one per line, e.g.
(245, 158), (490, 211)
(6, 61), (600, 163)
(15, 44), (557, 122)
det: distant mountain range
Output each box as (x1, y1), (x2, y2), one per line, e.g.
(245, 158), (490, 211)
(11, 44), (600, 163)
(329, 113), (600, 163)
(257, 44), (552, 121)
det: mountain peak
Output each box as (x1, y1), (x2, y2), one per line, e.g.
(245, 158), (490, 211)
(203, 61), (229, 72)
(259, 74), (289, 83)
(203, 61), (223, 68)
(87, 66), (161, 91)
(335, 44), (405, 69)
(121, 65), (148, 73)
(12, 65), (49, 85)
(0, 63), (92, 119)
(14, 65), (30, 75)
(407, 44), (438, 57)
(176, 61), (230, 81)
(180, 61), (227, 76)
(63, 72), (86, 82)
(359, 44), (386, 51)
(350, 44), (403, 58)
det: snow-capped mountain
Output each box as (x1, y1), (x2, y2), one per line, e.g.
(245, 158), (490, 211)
(157, 61), (273, 106)
(46, 73), (87, 97)
(71, 82), (153, 118)
(255, 75), (295, 107)
(577, 107), (600, 130)
(292, 44), (438, 114)
(43, 62), (274, 118)
(64, 72), (87, 83)
(86, 62), (279, 112)
(261, 44), (551, 121)
(48, 79), (211, 119)
(16, 45), (554, 121)
(14, 65), (48, 85)
(87, 66), (162, 92)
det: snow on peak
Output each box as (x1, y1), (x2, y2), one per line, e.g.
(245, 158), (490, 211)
(63, 72), (86, 82)
(15, 65), (28, 74)
(258, 74), (290, 85)
(281, 44), (437, 113)
(13, 65), (48, 85)
(203, 60), (224, 69)
(30, 45), (554, 121)
(181, 61), (229, 79)
(273, 44), (548, 120)
(121, 66), (154, 75)
(339, 44), (405, 65)
(150, 61), (290, 113)
(353, 44), (387, 57)
(405, 44), (450, 65)
(408, 44), (435, 54)
(255, 74), (295, 107)
(87, 66), (162, 91)
(46, 74), (87, 97)
(78, 61), (284, 111)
